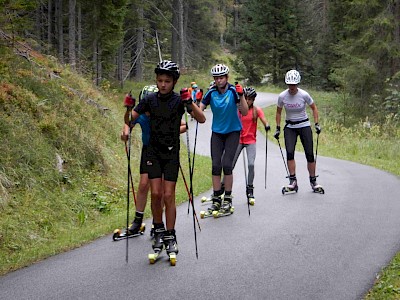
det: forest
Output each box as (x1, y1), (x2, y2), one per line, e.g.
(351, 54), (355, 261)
(1, 0), (399, 125)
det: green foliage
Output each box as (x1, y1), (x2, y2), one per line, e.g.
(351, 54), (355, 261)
(235, 0), (305, 85)
(0, 0), (37, 35)
(0, 42), (213, 275)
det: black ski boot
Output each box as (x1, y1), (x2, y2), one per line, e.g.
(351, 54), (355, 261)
(310, 176), (324, 194)
(246, 185), (255, 205)
(127, 213), (145, 235)
(213, 194), (234, 218)
(164, 229), (178, 266)
(282, 175), (298, 194)
(148, 223), (165, 264)
(201, 183), (225, 203)
(200, 195), (222, 218)
(164, 229), (179, 255)
(152, 223), (165, 253)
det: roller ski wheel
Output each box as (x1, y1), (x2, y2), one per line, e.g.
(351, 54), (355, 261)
(201, 196), (211, 203)
(200, 197), (222, 219)
(310, 176), (324, 194)
(148, 250), (162, 264)
(200, 209), (215, 219)
(282, 176), (298, 195)
(248, 197), (255, 206)
(168, 253), (177, 266)
(213, 206), (234, 218)
(311, 184), (325, 194)
(281, 185), (298, 195)
(246, 186), (255, 206)
(164, 230), (178, 266)
(112, 223), (145, 241)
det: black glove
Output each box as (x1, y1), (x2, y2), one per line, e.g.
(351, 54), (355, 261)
(274, 126), (281, 139)
(315, 123), (321, 134)
(265, 125), (271, 132)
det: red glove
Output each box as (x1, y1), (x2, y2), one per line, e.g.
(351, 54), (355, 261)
(180, 88), (192, 102)
(235, 83), (243, 96)
(124, 93), (135, 108)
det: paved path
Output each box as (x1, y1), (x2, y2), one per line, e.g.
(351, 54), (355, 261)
(1, 92), (399, 300)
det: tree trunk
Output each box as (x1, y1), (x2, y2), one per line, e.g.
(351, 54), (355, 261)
(47, 0), (52, 53)
(68, 0), (76, 69)
(35, 3), (42, 50)
(93, 38), (100, 86)
(135, 6), (144, 81)
(233, 0), (239, 50)
(393, 0), (400, 75)
(171, 0), (179, 62)
(178, 0), (184, 68)
(56, 0), (64, 63)
(77, 2), (82, 71)
(117, 45), (123, 88)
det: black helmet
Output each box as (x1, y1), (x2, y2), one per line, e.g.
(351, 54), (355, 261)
(154, 60), (180, 80)
(243, 86), (257, 99)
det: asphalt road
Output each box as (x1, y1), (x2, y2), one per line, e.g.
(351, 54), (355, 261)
(1, 92), (399, 300)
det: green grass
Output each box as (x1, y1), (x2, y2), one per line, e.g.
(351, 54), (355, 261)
(0, 43), (212, 275)
(258, 86), (400, 299)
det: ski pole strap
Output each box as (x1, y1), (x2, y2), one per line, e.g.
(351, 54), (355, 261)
(285, 118), (309, 125)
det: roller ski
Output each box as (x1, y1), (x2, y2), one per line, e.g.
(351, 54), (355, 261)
(201, 183), (225, 203)
(201, 196), (212, 203)
(148, 226), (165, 264)
(213, 195), (234, 218)
(282, 175), (298, 195)
(310, 176), (324, 194)
(200, 195), (222, 218)
(164, 230), (178, 266)
(246, 185), (255, 206)
(112, 222), (145, 241)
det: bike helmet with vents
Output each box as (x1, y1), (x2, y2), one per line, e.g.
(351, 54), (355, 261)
(243, 87), (257, 99)
(211, 64), (230, 76)
(155, 60), (180, 80)
(285, 70), (301, 84)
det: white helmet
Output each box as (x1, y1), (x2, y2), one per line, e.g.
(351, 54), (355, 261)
(211, 64), (229, 76)
(285, 70), (301, 84)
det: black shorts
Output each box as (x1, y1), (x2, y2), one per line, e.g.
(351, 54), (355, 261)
(139, 145), (150, 174)
(146, 144), (180, 182)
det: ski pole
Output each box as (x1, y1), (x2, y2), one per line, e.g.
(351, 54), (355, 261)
(277, 138), (289, 177)
(124, 141), (137, 206)
(179, 164), (201, 231)
(125, 127), (133, 264)
(315, 132), (320, 165)
(242, 147), (251, 216)
(184, 105), (199, 259)
(187, 121), (199, 214)
(265, 134), (268, 189)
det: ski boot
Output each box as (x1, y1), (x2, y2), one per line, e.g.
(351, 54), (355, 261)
(164, 229), (178, 266)
(112, 218), (145, 241)
(310, 176), (324, 194)
(150, 223), (155, 238)
(213, 194), (234, 218)
(148, 225), (165, 264)
(200, 195), (222, 218)
(246, 185), (255, 206)
(282, 175), (298, 195)
(201, 183), (225, 203)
